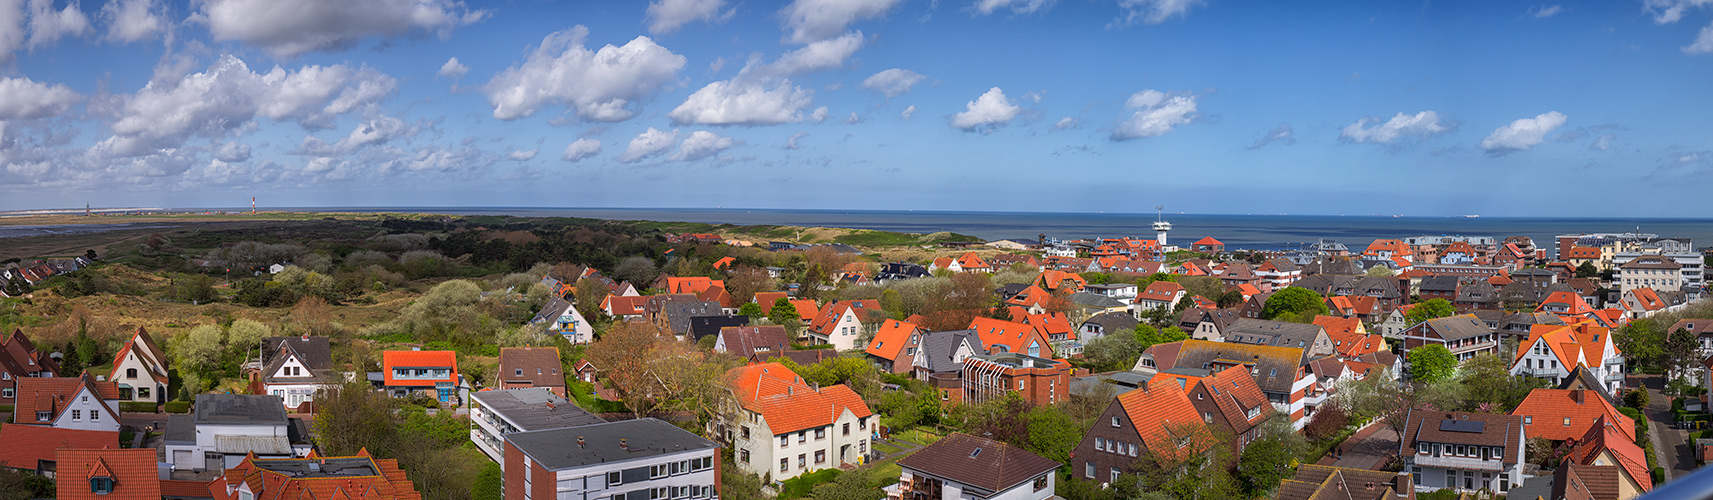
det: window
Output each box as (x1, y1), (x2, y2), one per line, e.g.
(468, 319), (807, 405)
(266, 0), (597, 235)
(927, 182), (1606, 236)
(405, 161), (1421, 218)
(126, 368), (137, 378)
(797, 454), (806, 468)
(780, 436), (789, 448)
(1095, 437), (1104, 449)
(842, 423), (850, 436)
(91, 477), (113, 495)
(815, 428), (825, 440)
(1110, 468), (1121, 482)
(1564, 417), (1572, 426)
(860, 440), (867, 454)
(741, 427), (750, 439)
(860, 417), (868, 429)
(515, 369), (523, 376)
(1129, 443), (1137, 457)
(1111, 416), (1120, 427)
(607, 471), (621, 487)
(780, 458), (788, 472)
(0, 388), (9, 398)
(814, 450), (825, 464)
(92, 411), (99, 421)
(1034, 476), (1049, 492)
(72, 410), (81, 420)
(741, 449), (750, 463)
(798, 431), (806, 443)
(36, 411), (49, 422)
(1085, 462), (1094, 479)
(1524, 416), (1532, 425)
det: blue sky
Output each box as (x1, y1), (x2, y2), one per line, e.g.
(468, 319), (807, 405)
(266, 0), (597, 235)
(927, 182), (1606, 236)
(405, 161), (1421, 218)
(0, 0), (1710, 216)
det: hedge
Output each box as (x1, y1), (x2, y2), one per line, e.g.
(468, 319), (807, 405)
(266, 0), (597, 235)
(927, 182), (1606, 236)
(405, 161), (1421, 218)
(0, 404), (12, 412)
(164, 401), (192, 413)
(778, 469), (841, 500)
(119, 402), (158, 413)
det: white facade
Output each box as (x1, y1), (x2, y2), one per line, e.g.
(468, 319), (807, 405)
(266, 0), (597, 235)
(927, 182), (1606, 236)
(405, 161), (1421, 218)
(112, 340), (168, 403)
(1377, 310), (1411, 339)
(166, 421), (312, 470)
(263, 353), (325, 411)
(730, 405), (870, 482)
(888, 467), (1055, 500)
(1509, 332), (1624, 394)
(550, 302), (594, 345)
(34, 386), (120, 432)
(1408, 435), (1526, 494)
(810, 309), (866, 351)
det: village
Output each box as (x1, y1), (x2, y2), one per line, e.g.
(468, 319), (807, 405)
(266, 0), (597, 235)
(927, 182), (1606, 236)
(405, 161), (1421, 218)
(0, 217), (1710, 500)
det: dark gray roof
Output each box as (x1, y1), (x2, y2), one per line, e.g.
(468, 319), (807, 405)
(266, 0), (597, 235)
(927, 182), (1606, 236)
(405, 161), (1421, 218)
(532, 296), (573, 324)
(1559, 365), (1615, 402)
(1225, 319), (1327, 352)
(689, 315), (749, 341)
(995, 283), (1031, 299)
(471, 388), (605, 431)
(1065, 292), (1126, 309)
(165, 414), (194, 444)
(262, 336), (332, 371)
(505, 418), (717, 470)
(253, 457), (382, 478)
(194, 394), (288, 425)
(917, 329), (984, 373)
(1419, 275), (1461, 292)
(662, 301), (724, 335)
(1422, 315), (1493, 341)
(1081, 311), (1138, 334)
(1455, 280), (1499, 304)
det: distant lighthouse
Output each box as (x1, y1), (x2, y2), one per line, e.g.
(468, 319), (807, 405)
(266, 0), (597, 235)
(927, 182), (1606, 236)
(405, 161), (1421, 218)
(1153, 205), (1171, 247)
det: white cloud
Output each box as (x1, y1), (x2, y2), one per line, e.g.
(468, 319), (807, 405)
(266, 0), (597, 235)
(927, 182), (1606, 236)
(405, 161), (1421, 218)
(485, 27), (685, 122)
(618, 127), (677, 163)
(784, 131), (807, 149)
(900, 105), (915, 119)
(97, 54), (397, 157)
(0, 76), (81, 119)
(1339, 110), (1451, 145)
(437, 57), (468, 78)
(861, 68), (924, 97)
(1112, 89), (1198, 140)
(767, 31), (864, 75)
(1644, 0), (1713, 24)
(1480, 111), (1567, 154)
(950, 87), (1021, 132)
(1112, 0), (1203, 27)
(1053, 117), (1076, 130)
(1248, 123), (1295, 149)
(1592, 133), (1614, 151)
(811, 105), (829, 123)
(99, 0), (163, 43)
(508, 148), (538, 161)
(1528, 4), (1562, 18)
(671, 130), (735, 161)
(214, 141), (251, 162)
(668, 79), (813, 126)
(27, 0), (90, 49)
(0, 2), (22, 64)
(562, 138), (602, 162)
(1685, 21), (1713, 53)
(197, 0), (488, 58)
(975, 0), (1052, 15)
(843, 112), (861, 124)
(780, 0), (903, 43)
(646, 0), (733, 34)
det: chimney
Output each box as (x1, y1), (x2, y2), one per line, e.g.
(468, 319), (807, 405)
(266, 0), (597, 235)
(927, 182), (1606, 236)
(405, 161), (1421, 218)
(301, 333), (310, 341)
(546, 401), (556, 410)
(578, 436), (585, 448)
(619, 438), (628, 451)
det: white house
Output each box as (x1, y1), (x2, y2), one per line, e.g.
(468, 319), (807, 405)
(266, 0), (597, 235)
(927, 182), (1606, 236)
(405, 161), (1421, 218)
(1402, 411), (1526, 494)
(1509, 324), (1624, 394)
(108, 328), (169, 404)
(259, 335), (334, 412)
(164, 394), (313, 471)
(806, 300), (883, 351)
(14, 374), (121, 432)
(725, 363), (873, 482)
(533, 296), (594, 344)
(1130, 281), (1186, 318)
(884, 433), (1060, 500)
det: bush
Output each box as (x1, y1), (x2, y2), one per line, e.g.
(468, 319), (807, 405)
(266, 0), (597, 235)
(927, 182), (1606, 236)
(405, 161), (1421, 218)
(0, 404), (12, 412)
(1619, 406), (1648, 437)
(119, 402), (158, 413)
(778, 469), (841, 500)
(164, 401), (192, 413)
(472, 462), (502, 500)
(1625, 389), (1651, 410)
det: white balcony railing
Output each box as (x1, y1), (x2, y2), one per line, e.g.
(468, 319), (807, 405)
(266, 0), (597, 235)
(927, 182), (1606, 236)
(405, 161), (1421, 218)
(1412, 454), (1505, 472)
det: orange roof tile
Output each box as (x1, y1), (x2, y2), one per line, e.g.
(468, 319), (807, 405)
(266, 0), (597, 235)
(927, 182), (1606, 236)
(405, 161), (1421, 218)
(381, 351), (459, 387)
(15, 374), (120, 425)
(665, 276), (723, 295)
(1137, 281), (1186, 302)
(754, 292), (789, 307)
(1020, 312), (1074, 340)
(727, 363), (873, 435)
(1513, 389), (1635, 442)
(1116, 382), (1210, 463)
(865, 319), (922, 362)
(1567, 416), (1652, 492)
(214, 454), (423, 500)
(1193, 236), (1223, 246)
(57, 448), (159, 500)
(1565, 246), (1602, 260)
(712, 257), (736, 270)
(809, 300), (883, 335)
(0, 424), (119, 470)
(968, 316), (1056, 358)
(1005, 285), (1055, 309)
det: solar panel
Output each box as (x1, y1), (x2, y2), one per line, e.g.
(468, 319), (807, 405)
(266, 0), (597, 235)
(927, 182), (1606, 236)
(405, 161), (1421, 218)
(1439, 419), (1486, 433)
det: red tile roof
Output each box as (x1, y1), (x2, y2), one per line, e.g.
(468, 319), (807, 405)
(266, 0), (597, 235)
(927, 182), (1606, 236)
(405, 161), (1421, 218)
(865, 319), (922, 362)
(968, 317), (1055, 358)
(712, 257), (736, 270)
(603, 295), (649, 316)
(1, 329), (59, 380)
(1566, 416), (1653, 492)
(1628, 288), (1665, 312)
(1195, 366), (1271, 435)
(1136, 281), (1185, 303)
(1020, 312), (1074, 340)
(1034, 270), (1086, 292)
(1512, 389), (1635, 442)
(56, 448), (159, 500)
(727, 363), (873, 435)
(213, 454), (423, 500)
(809, 300), (884, 335)
(1116, 382), (1210, 463)
(754, 291), (788, 307)
(790, 299), (820, 321)
(109, 328), (169, 386)
(381, 350), (459, 387)
(956, 252), (990, 270)
(1564, 246), (1602, 260)
(1193, 236), (1223, 246)
(15, 373), (120, 425)
(1005, 285), (1055, 310)
(0, 424), (119, 470)
(665, 276), (724, 295)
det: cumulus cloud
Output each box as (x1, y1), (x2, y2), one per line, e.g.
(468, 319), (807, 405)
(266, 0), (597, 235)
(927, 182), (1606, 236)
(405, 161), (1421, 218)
(766, 31), (864, 75)
(646, 0), (733, 34)
(810, 105), (829, 123)
(1112, 0), (1203, 27)
(214, 141), (251, 162)
(950, 87), (1021, 132)
(99, 0), (163, 43)
(1248, 123), (1295, 149)
(1480, 111), (1567, 155)
(843, 112), (861, 124)
(780, 0), (903, 43)
(975, 0), (1052, 15)
(1528, 4), (1563, 18)
(437, 57), (468, 78)
(861, 68), (924, 97)
(671, 130), (735, 161)
(900, 105), (915, 119)
(618, 127), (677, 163)
(0, 76), (82, 119)
(96, 54), (397, 157)
(1685, 22), (1713, 53)
(668, 79), (813, 126)
(197, 0), (488, 58)
(1339, 111), (1451, 145)
(508, 148), (538, 161)
(1112, 89), (1198, 141)
(27, 0), (91, 49)
(784, 131), (807, 149)
(485, 26), (686, 122)
(562, 138), (602, 162)
(1644, 0), (1713, 24)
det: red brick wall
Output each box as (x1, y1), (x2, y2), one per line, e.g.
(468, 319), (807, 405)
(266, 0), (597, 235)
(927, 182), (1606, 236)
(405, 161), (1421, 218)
(1070, 400), (1148, 481)
(503, 442), (525, 500)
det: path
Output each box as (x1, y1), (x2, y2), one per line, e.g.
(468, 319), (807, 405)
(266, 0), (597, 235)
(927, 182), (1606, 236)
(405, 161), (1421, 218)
(1318, 420), (1399, 470)
(1636, 374), (1696, 483)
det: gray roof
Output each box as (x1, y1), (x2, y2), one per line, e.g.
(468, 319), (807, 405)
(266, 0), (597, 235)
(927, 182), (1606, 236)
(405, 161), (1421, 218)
(1065, 292), (1126, 309)
(165, 413), (194, 444)
(1225, 319), (1327, 352)
(1419, 275), (1461, 292)
(917, 329), (984, 373)
(1081, 311), (1138, 334)
(1421, 315), (1494, 341)
(532, 296), (573, 324)
(471, 388), (605, 432)
(662, 300), (724, 335)
(253, 457), (383, 478)
(689, 315), (749, 341)
(262, 336), (333, 371)
(505, 418), (717, 470)
(194, 394), (288, 425)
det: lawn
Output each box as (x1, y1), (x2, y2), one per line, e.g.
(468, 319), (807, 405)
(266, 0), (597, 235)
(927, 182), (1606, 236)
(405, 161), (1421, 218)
(872, 440), (903, 455)
(895, 428), (942, 446)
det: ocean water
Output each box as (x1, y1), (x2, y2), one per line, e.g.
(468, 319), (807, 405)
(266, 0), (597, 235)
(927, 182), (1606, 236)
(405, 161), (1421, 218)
(8, 207), (1713, 252)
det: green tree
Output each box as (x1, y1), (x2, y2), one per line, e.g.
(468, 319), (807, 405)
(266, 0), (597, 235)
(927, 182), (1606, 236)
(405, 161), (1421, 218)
(808, 468), (882, 500)
(1082, 334), (1142, 372)
(737, 302), (764, 318)
(1575, 261), (1600, 278)
(1024, 406), (1086, 465)
(1624, 389), (1651, 410)
(1215, 290), (1244, 308)
(227, 319), (271, 356)
(1615, 319), (1665, 372)
(879, 289), (904, 320)
(573, 277), (608, 323)
(1456, 353), (1544, 413)
(1366, 265), (1396, 277)
(314, 380), (399, 457)
(472, 462), (503, 500)
(174, 324), (226, 370)
(768, 297), (802, 333)
(1135, 323), (1187, 350)
(1237, 436), (1294, 496)
(1405, 298), (1457, 326)
(1261, 287), (1328, 320)
(1409, 344), (1458, 383)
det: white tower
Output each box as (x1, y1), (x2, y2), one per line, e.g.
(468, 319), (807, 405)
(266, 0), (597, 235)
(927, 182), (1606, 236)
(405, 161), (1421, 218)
(1153, 205), (1171, 247)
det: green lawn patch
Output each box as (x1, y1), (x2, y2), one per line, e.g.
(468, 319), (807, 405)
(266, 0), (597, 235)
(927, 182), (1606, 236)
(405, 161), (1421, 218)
(896, 428), (942, 446)
(872, 440), (903, 455)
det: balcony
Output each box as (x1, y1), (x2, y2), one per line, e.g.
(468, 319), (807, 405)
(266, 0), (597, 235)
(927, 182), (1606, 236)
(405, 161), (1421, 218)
(1413, 454), (1505, 471)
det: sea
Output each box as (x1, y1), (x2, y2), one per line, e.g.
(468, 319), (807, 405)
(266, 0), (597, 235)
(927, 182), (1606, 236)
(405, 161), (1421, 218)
(6, 207), (1713, 252)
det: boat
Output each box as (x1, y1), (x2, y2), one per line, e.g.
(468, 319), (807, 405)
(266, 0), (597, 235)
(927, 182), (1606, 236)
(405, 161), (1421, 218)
(1463, 214), (1479, 218)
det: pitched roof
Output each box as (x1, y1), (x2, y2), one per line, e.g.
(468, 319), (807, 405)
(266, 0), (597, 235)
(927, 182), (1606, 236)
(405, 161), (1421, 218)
(1003, 285), (1054, 309)
(1277, 465), (1413, 500)
(1018, 312), (1074, 340)
(1512, 389), (1635, 442)
(865, 319), (923, 362)
(1401, 410), (1523, 463)
(381, 350), (458, 387)
(1193, 236), (1223, 246)
(1194, 366), (1271, 436)
(603, 294), (649, 315)
(1314, 315), (1362, 338)
(1553, 462), (1622, 500)
(664, 276), (724, 295)
(726, 363), (873, 435)
(809, 300), (884, 335)
(16, 374), (120, 425)
(110, 331), (168, 386)
(0, 329), (58, 379)
(968, 317), (1055, 358)
(955, 252), (990, 269)
(1564, 246), (1602, 260)
(1081, 311), (1138, 334)
(1144, 339), (1305, 395)
(1136, 281), (1185, 303)
(213, 453), (423, 500)
(1116, 382), (1211, 463)
(1566, 416), (1653, 492)
(57, 448), (160, 500)
(498, 347), (564, 389)
(1513, 324), (1617, 374)
(754, 291), (788, 307)
(897, 433), (1060, 494)
(718, 326), (792, 359)
(1418, 314), (1493, 341)
(0, 424), (119, 470)
(916, 329), (984, 373)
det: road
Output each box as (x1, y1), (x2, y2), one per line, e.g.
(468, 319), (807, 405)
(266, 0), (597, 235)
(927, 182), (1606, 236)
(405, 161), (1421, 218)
(1635, 374), (1697, 483)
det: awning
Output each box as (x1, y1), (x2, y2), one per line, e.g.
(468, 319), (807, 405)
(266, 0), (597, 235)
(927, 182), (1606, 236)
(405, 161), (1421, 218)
(214, 435), (292, 455)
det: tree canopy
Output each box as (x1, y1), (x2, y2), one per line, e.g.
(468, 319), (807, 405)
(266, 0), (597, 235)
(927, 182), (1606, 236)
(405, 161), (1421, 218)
(1405, 298), (1456, 326)
(1261, 287), (1328, 321)
(1409, 344), (1458, 383)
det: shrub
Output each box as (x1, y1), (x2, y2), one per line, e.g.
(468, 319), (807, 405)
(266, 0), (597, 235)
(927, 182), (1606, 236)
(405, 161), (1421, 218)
(1618, 406), (1648, 437)
(164, 401), (192, 413)
(119, 402), (158, 413)
(778, 469), (841, 500)
(1625, 389), (1651, 410)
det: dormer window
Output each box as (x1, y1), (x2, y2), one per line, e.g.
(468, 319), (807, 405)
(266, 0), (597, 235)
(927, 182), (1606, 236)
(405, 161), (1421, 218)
(91, 477), (113, 494)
